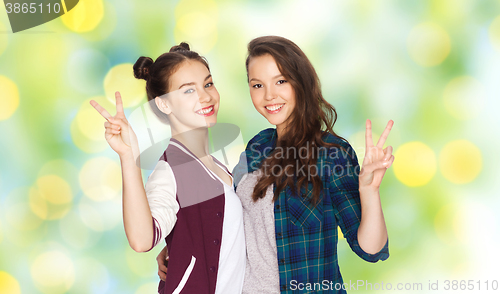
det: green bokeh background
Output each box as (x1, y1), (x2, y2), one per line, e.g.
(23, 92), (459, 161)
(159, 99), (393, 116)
(1, 0), (499, 293)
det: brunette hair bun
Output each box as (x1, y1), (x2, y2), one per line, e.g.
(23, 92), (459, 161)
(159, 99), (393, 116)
(169, 42), (190, 53)
(133, 56), (154, 80)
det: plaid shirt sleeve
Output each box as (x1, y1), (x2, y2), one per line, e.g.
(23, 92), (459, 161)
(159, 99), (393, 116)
(329, 141), (389, 263)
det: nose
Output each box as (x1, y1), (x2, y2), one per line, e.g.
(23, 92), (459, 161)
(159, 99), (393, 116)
(265, 86), (277, 101)
(198, 87), (212, 104)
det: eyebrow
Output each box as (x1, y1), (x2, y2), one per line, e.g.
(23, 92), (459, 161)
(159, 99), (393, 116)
(249, 74), (284, 83)
(178, 74), (212, 89)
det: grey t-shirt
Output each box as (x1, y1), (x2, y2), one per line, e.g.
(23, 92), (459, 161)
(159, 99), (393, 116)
(236, 171), (280, 294)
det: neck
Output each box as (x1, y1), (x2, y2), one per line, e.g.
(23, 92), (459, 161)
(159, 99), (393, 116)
(276, 124), (287, 139)
(171, 127), (211, 159)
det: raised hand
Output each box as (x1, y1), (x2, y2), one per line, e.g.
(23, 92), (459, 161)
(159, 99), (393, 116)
(358, 119), (395, 191)
(90, 91), (139, 158)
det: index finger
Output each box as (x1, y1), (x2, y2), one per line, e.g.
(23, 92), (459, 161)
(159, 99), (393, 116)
(365, 119), (374, 148)
(115, 91), (124, 115)
(89, 100), (112, 121)
(376, 120), (394, 148)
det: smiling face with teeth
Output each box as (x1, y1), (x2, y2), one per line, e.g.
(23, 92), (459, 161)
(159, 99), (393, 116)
(247, 54), (296, 136)
(155, 60), (220, 133)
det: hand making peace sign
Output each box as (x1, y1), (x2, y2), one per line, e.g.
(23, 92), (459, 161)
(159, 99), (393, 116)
(90, 91), (139, 158)
(358, 119), (395, 191)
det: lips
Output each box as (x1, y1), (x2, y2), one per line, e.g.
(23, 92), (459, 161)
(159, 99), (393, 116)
(195, 105), (215, 117)
(265, 103), (284, 114)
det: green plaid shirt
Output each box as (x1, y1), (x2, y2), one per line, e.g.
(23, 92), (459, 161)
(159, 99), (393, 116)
(233, 128), (389, 293)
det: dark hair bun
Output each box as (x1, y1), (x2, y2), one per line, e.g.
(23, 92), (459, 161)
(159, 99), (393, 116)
(169, 42), (190, 53)
(133, 56), (154, 80)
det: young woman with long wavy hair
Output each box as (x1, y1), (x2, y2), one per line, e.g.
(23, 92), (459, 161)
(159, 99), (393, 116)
(158, 36), (394, 293)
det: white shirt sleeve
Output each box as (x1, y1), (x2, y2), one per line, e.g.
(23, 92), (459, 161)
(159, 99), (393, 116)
(145, 160), (179, 249)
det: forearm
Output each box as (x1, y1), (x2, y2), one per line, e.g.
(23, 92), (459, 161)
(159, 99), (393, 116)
(357, 187), (388, 254)
(120, 151), (154, 252)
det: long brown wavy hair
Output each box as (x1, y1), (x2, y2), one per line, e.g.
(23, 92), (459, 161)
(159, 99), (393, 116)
(246, 36), (346, 204)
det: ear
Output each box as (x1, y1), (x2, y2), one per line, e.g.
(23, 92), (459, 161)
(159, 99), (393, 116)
(155, 96), (172, 115)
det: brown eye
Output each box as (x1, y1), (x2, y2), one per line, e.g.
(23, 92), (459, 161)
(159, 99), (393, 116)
(252, 84), (263, 89)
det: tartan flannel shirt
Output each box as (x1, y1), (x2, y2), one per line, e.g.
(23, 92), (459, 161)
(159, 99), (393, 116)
(233, 128), (389, 293)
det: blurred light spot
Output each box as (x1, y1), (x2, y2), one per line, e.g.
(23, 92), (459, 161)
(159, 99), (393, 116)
(174, 0), (218, 54)
(0, 22), (8, 56)
(61, 0), (104, 32)
(67, 48), (110, 94)
(103, 64), (146, 108)
(78, 196), (121, 232)
(439, 140), (482, 184)
(80, 157), (121, 201)
(18, 35), (70, 90)
(0, 271), (21, 294)
(59, 211), (98, 250)
(76, 106), (109, 141)
(31, 251), (75, 294)
(175, 12), (217, 54)
(489, 15), (500, 52)
(434, 204), (466, 245)
(73, 1), (117, 42)
(37, 175), (72, 205)
(135, 282), (159, 294)
(407, 22), (451, 67)
(0, 76), (19, 121)
(5, 188), (43, 231)
(443, 76), (485, 120)
(37, 160), (79, 193)
(29, 175), (72, 220)
(71, 97), (110, 153)
(72, 258), (110, 294)
(393, 141), (436, 186)
(125, 246), (157, 277)
(0, 220), (2, 244)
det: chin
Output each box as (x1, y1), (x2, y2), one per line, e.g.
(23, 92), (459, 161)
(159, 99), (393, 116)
(205, 118), (217, 128)
(266, 118), (285, 127)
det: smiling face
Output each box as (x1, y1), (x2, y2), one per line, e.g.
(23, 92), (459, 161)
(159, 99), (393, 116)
(247, 54), (296, 135)
(155, 60), (220, 132)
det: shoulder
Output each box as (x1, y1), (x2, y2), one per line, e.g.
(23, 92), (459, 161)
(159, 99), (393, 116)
(245, 128), (276, 161)
(321, 132), (356, 157)
(246, 128), (276, 150)
(319, 132), (359, 169)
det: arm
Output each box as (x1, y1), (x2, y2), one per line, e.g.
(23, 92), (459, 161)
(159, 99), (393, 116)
(357, 188), (387, 254)
(331, 140), (389, 262)
(90, 92), (176, 252)
(120, 150), (154, 252)
(357, 119), (394, 254)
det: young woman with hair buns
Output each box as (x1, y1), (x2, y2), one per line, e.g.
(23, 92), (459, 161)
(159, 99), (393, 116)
(154, 36), (394, 294)
(90, 42), (246, 294)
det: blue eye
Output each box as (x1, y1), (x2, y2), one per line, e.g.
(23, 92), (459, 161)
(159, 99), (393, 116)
(205, 82), (213, 88)
(252, 84), (263, 89)
(184, 88), (195, 94)
(277, 80), (287, 85)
